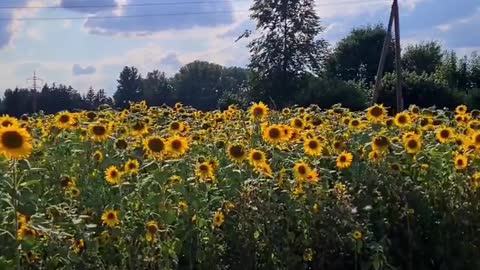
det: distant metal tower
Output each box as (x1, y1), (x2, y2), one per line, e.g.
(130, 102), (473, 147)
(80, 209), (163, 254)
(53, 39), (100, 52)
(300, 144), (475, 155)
(26, 71), (44, 112)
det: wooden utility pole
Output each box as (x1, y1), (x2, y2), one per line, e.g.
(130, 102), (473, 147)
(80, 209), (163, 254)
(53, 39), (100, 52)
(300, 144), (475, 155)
(372, 0), (403, 112)
(393, 0), (403, 112)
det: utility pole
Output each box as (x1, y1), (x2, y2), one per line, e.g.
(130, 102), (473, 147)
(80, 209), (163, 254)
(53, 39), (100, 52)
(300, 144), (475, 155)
(393, 0), (403, 112)
(26, 71), (43, 113)
(372, 0), (403, 112)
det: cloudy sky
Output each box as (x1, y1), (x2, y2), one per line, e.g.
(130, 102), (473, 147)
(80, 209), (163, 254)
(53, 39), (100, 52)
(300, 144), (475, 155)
(0, 0), (478, 95)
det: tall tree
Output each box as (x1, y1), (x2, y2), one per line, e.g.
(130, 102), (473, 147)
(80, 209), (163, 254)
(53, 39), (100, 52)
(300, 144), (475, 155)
(247, 0), (328, 107)
(113, 66), (143, 109)
(143, 70), (173, 106)
(402, 41), (443, 74)
(84, 87), (96, 110)
(327, 24), (394, 84)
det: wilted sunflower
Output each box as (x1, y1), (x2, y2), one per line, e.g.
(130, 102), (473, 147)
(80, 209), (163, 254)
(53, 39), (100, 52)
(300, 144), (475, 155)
(404, 136), (422, 154)
(254, 161), (273, 177)
(262, 125), (283, 144)
(144, 136), (165, 159)
(124, 159), (140, 175)
(436, 127), (455, 143)
(88, 123), (110, 142)
(54, 112), (74, 129)
(394, 112), (412, 128)
(0, 126), (33, 159)
(304, 138), (323, 156)
(0, 115), (19, 127)
(250, 102), (269, 122)
(367, 104), (387, 123)
(166, 135), (189, 157)
(372, 135), (390, 152)
(471, 173), (480, 190)
(336, 151), (353, 169)
(105, 166), (122, 185)
(227, 144), (247, 163)
(368, 150), (381, 163)
(248, 149), (266, 166)
(101, 210), (120, 228)
(454, 154), (468, 170)
(213, 211), (225, 227)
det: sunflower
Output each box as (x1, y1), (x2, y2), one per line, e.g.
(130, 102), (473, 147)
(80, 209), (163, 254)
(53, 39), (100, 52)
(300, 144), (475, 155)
(88, 123), (110, 142)
(213, 211), (225, 227)
(17, 225), (37, 241)
(67, 186), (81, 198)
(0, 115), (19, 127)
(293, 161), (312, 182)
(105, 166), (122, 185)
(115, 138), (128, 150)
(404, 136), (422, 154)
(368, 150), (381, 163)
(145, 221), (158, 242)
(248, 149), (267, 166)
(178, 201), (189, 213)
(143, 136), (165, 159)
(124, 159), (140, 175)
(168, 175), (183, 185)
(55, 112), (74, 129)
(336, 151), (353, 169)
(93, 150), (104, 162)
(0, 126), (33, 159)
(196, 162), (215, 182)
(254, 162), (273, 177)
(352, 231), (363, 241)
(436, 127), (455, 143)
(394, 112), (412, 128)
(349, 119), (362, 129)
(304, 138), (323, 156)
(227, 144), (247, 163)
(262, 125), (283, 144)
(454, 154), (468, 170)
(471, 173), (480, 190)
(168, 121), (184, 134)
(101, 210), (120, 228)
(471, 131), (480, 146)
(367, 104), (387, 123)
(282, 108), (291, 116)
(131, 121), (148, 137)
(250, 102), (269, 122)
(291, 118), (305, 129)
(166, 135), (189, 157)
(456, 105), (468, 115)
(372, 135), (390, 152)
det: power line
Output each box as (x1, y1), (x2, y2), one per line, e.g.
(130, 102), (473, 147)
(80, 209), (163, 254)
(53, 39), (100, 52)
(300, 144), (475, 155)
(0, 10), (249, 21)
(0, 0), (389, 10)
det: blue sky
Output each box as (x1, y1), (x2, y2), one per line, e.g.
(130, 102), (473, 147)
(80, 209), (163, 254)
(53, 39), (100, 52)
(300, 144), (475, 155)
(0, 0), (479, 95)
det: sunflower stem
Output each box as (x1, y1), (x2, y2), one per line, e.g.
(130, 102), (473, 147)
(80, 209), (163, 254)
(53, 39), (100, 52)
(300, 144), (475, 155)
(12, 159), (21, 270)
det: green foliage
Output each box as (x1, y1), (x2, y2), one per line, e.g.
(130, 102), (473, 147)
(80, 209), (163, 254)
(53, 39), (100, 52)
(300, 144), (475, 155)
(379, 72), (464, 109)
(327, 24), (394, 84)
(402, 41), (443, 74)
(247, 0), (329, 107)
(296, 76), (369, 110)
(113, 66), (143, 109)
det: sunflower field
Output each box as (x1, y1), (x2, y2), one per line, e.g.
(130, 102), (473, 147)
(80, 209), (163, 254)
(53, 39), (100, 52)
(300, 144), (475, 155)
(1, 101), (480, 270)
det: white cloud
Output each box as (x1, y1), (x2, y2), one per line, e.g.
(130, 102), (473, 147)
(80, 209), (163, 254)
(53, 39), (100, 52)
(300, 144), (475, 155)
(63, 20), (72, 29)
(26, 28), (43, 41)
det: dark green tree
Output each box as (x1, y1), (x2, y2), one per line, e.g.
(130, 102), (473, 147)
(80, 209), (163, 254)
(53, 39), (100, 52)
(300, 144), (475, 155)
(84, 87), (96, 110)
(327, 24), (394, 84)
(113, 66), (143, 109)
(402, 41), (443, 74)
(142, 70), (173, 106)
(247, 0), (328, 107)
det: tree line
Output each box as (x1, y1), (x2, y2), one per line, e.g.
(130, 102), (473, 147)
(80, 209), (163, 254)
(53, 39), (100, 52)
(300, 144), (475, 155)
(2, 0), (480, 115)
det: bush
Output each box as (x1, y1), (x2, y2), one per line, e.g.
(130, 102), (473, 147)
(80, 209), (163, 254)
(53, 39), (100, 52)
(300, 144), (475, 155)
(378, 72), (465, 110)
(295, 76), (369, 110)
